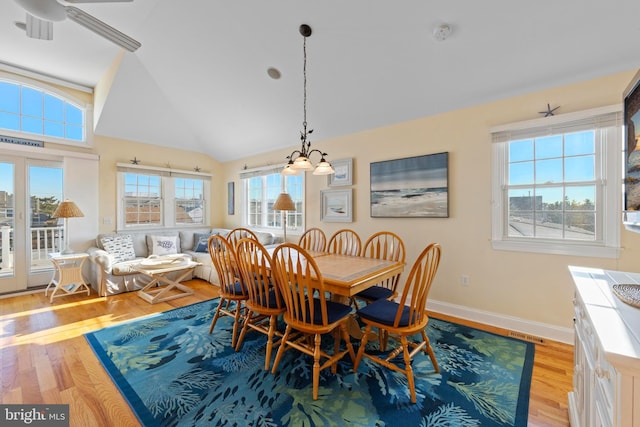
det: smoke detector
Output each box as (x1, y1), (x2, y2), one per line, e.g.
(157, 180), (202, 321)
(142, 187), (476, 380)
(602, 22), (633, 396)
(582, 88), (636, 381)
(433, 24), (452, 41)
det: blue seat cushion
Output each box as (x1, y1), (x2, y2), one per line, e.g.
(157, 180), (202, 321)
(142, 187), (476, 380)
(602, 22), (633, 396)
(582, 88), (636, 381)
(226, 281), (245, 296)
(355, 285), (393, 301)
(357, 298), (411, 327)
(257, 289), (282, 308)
(300, 298), (351, 325)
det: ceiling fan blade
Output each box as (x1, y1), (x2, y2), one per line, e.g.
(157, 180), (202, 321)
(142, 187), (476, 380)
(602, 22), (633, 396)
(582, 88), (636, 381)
(25, 13), (53, 40)
(64, 6), (141, 52)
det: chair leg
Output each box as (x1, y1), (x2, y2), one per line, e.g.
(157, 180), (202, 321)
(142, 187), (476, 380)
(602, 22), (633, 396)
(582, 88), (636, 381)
(209, 298), (226, 334)
(421, 330), (439, 373)
(235, 309), (252, 352)
(354, 324), (373, 371)
(271, 325), (291, 374)
(230, 301), (243, 349)
(400, 335), (417, 404)
(264, 315), (278, 371)
(340, 323), (356, 363)
(331, 328), (341, 374)
(312, 333), (321, 400)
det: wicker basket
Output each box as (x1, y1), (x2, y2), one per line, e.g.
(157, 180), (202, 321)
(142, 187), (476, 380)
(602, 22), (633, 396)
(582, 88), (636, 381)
(612, 284), (640, 308)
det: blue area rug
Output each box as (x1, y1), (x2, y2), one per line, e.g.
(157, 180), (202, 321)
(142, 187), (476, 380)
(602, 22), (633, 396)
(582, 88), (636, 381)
(85, 299), (534, 426)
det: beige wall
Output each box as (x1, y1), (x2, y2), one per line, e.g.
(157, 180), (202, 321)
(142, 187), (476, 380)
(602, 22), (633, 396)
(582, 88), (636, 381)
(219, 69), (640, 334)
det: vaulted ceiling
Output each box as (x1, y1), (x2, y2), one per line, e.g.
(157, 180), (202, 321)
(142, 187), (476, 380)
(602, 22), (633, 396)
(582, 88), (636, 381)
(1, 0), (640, 162)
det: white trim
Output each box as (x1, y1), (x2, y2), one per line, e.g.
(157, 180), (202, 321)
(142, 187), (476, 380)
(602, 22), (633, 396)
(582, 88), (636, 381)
(427, 299), (574, 344)
(116, 162), (211, 179)
(490, 104), (621, 134)
(0, 61), (93, 93)
(491, 239), (620, 258)
(0, 141), (98, 160)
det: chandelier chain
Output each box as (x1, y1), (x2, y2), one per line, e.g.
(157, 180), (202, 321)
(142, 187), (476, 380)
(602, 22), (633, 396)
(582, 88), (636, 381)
(303, 35), (308, 132)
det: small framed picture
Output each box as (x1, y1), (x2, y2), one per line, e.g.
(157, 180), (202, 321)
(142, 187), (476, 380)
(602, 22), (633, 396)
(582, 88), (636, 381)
(227, 182), (235, 215)
(321, 189), (353, 222)
(328, 158), (353, 187)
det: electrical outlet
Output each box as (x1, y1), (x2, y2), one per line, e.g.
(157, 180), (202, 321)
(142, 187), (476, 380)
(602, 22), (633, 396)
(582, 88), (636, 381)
(461, 275), (470, 286)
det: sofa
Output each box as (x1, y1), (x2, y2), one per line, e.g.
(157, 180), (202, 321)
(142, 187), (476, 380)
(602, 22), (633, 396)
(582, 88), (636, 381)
(87, 228), (282, 296)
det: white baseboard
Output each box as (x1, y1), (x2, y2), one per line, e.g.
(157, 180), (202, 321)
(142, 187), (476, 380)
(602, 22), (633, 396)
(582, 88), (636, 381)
(427, 299), (574, 345)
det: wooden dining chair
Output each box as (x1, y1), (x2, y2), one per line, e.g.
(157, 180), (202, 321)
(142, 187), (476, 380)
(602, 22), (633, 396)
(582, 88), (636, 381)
(270, 243), (356, 400)
(351, 231), (406, 309)
(353, 242), (441, 404)
(327, 228), (361, 256)
(298, 227), (327, 252)
(226, 227), (258, 249)
(234, 238), (285, 370)
(208, 234), (249, 349)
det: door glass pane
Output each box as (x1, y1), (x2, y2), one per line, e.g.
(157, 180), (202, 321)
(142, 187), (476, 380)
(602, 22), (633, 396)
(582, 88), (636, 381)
(0, 162), (14, 278)
(29, 165), (63, 276)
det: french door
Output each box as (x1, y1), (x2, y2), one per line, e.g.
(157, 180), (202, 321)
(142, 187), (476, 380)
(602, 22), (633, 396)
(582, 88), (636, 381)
(0, 155), (63, 293)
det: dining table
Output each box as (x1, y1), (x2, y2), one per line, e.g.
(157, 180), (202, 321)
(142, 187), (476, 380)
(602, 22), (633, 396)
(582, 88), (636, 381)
(309, 253), (404, 301)
(266, 248), (405, 338)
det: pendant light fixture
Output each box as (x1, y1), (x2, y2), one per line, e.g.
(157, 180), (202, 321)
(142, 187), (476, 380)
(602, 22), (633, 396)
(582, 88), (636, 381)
(282, 24), (335, 176)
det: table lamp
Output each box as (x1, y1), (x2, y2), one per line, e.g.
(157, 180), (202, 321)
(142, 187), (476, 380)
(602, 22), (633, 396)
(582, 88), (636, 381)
(52, 199), (84, 254)
(273, 193), (296, 242)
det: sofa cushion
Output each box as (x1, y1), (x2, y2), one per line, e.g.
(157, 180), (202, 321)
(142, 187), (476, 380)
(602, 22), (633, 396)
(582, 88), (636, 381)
(148, 235), (179, 255)
(254, 231), (274, 246)
(100, 234), (136, 263)
(193, 232), (212, 252)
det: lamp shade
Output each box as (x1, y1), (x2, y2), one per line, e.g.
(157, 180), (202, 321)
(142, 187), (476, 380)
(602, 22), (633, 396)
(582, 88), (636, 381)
(312, 160), (335, 175)
(273, 193), (296, 211)
(52, 200), (84, 219)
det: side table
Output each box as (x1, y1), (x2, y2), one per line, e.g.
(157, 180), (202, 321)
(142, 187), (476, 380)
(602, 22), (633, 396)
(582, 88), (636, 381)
(45, 252), (91, 303)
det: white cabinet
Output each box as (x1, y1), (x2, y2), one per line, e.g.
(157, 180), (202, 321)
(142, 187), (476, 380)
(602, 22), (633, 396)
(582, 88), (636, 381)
(569, 266), (640, 427)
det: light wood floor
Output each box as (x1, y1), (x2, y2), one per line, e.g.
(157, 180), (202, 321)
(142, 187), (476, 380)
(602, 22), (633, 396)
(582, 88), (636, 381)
(0, 280), (573, 426)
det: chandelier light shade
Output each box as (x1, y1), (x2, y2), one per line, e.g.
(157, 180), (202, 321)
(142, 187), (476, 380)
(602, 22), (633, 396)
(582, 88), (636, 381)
(52, 199), (84, 254)
(273, 192), (296, 241)
(282, 24), (335, 177)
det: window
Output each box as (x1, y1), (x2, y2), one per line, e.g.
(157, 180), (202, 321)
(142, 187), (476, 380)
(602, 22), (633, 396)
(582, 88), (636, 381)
(0, 77), (87, 144)
(123, 172), (162, 226)
(175, 177), (205, 225)
(240, 166), (304, 233)
(117, 164), (210, 229)
(491, 105), (621, 258)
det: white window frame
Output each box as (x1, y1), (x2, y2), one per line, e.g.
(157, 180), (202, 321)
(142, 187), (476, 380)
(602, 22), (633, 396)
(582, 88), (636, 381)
(490, 105), (622, 258)
(116, 163), (210, 231)
(239, 165), (305, 235)
(0, 71), (93, 148)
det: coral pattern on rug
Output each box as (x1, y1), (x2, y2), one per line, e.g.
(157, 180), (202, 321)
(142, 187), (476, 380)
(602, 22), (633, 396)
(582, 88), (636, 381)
(85, 299), (534, 427)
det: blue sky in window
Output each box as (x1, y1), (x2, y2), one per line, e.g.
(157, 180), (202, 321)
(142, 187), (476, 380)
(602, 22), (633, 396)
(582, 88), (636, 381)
(509, 131), (596, 203)
(0, 163), (62, 200)
(0, 81), (84, 141)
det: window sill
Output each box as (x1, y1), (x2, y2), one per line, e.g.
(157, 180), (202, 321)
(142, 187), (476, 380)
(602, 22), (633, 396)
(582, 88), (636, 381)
(491, 239), (620, 258)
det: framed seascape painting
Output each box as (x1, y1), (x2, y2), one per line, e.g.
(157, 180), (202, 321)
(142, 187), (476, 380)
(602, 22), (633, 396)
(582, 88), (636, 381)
(370, 152), (449, 218)
(321, 189), (353, 222)
(328, 158), (353, 186)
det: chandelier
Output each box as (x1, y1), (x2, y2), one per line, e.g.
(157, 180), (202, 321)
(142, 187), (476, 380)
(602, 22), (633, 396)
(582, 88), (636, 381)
(282, 24), (335, 176)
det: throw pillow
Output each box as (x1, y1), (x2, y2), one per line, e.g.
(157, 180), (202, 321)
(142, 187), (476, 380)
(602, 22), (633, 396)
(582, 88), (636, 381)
(100, 235), (136, 263)
(193, 232), (211, 253)
(149, 235), (178, 256)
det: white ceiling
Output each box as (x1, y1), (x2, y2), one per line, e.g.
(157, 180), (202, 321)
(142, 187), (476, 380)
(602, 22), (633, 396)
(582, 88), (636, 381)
(1, 0), (640, 162)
